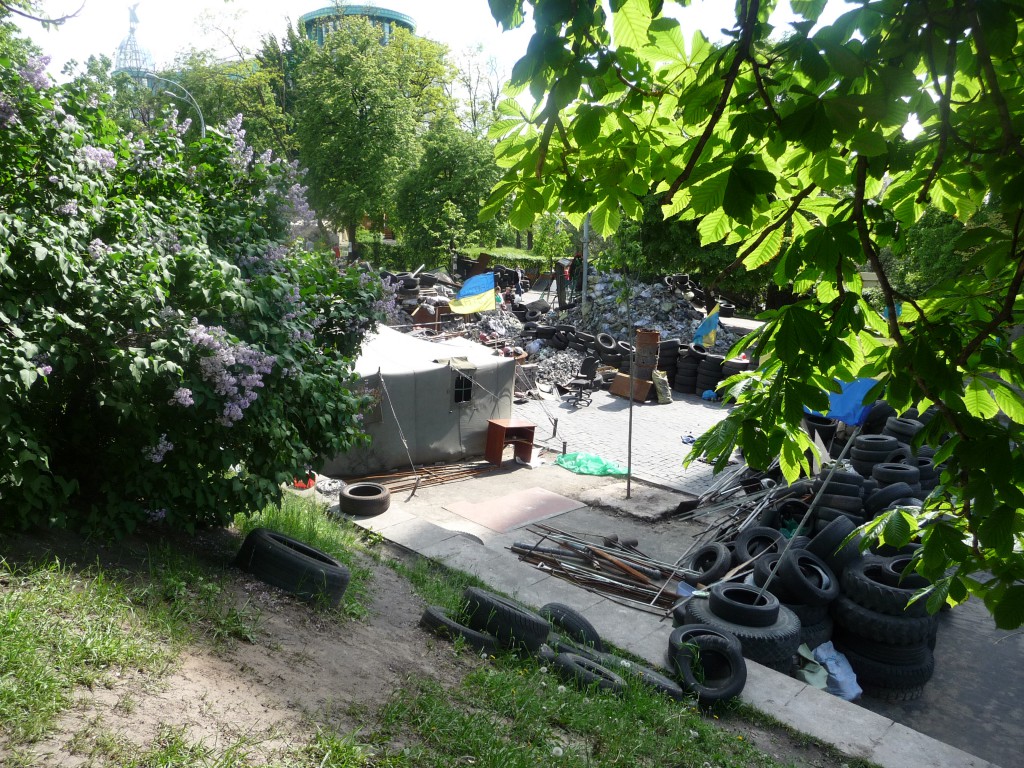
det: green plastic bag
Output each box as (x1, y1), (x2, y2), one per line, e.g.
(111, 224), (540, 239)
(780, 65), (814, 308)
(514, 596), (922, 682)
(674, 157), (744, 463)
(555, 452), (628, 476)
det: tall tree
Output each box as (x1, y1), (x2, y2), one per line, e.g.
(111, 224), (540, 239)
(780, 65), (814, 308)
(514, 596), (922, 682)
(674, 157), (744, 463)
(394, 117), (501, 263)
(485, 0), (1024, 628)
(295, 17), (453, 250)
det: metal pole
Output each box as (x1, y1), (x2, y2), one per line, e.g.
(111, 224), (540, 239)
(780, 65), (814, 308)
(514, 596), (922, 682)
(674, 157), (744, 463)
(581, 212), (591, 320)
(626, 274), (636, 498)
(147, 73), (206, 138)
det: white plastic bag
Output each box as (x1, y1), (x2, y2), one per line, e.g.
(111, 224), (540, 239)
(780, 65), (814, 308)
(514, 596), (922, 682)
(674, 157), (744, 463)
(812, 641), (862, 701)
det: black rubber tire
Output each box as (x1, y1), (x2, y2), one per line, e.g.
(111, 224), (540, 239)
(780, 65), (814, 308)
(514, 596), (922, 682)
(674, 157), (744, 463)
(733, 526), (786, 564)
(883, 417), (924, 439)
(708, 582), (781, 628)
(338, 482), (392, 517)
(878, 554), (930, 590)
(863, 482), (918, 516)
(671, 634), (747, 706)
(594, 332), (617, 352)
(800, 615), (834, 649)
(420, 605), (501, 654)
(568, 340), (587, 352)
(830, 595), (938, 645)
(854, 434), (900, 452)
(777, 549), (839, 606)
(841, 558), (929, 617)
(837, 645), (935, 689)
(687, 343), (708, 359)
(539, 603), (603, 651)
(850, 446), (895, 463)
(549, 332), (569, 350)
(789, 535), (812, 549)
(237, 528), (350, 609)
(811, 479), (863, 498)
(850, 459), (877, 478)
(552, 652), (627, 695)
(814, 507), (866, 527)
(683, 596), (801, 670)
(667, 623), (744, 658)
(782, 601), (828, 626)
(547, 632), (605, 662)
(806, 517), (862, 577)
(815, 494), (864, 513)
(833, 630), (931, 665)
(524, 309), (543, 322)
(598, 653), (684, 700)
(861, 683), (926, 702)
(903, 456), (936, 479)
(872, 462), (921, 485)
(821, 470), (866, 486)
(684, 542), (732, 586)
(752, 554), (799, 602)
(463, 587), (551, 651)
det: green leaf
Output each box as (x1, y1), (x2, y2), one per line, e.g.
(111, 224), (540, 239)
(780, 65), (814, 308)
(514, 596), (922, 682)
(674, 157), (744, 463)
(779, 435), (809, 484)
(963, 378), (999, 419)
(977, 505), (1019, 557)
(612, 0), (652, 50)
(590, 200), (621, 237)
(19, 369), (38, 389)
(992, 585), (1024, 630)
(990, 381), (1024, 424)
(881, 509), (913, 547)
(697, 209), (731, 244)
(850, 128), (886, 156)
(573, 108), (603, 146)
(742, 227), (785, 270)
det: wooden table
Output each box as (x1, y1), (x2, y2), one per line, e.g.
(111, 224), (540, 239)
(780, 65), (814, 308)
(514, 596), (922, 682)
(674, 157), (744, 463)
(484, 418), (536, 466)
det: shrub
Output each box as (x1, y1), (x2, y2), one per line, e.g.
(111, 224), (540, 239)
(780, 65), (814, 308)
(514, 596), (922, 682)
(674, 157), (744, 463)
(0, 31), (385, 535)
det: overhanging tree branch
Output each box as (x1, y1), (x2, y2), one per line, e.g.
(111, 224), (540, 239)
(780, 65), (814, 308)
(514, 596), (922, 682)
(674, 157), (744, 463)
(854, 156), (904, 345)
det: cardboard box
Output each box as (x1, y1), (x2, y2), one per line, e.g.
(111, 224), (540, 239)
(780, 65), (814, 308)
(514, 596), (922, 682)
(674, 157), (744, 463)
(609, 373), (652, 401)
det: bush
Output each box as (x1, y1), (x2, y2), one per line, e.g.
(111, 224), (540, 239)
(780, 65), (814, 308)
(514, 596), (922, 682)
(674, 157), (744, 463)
(0, 32), (385, 535)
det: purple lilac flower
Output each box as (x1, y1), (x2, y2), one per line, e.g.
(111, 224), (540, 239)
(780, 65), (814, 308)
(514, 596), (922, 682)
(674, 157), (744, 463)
(38, 364), (52, 376)
(169, 387), (194, 407)
(144, 434), (174, 463)
(224, 114), (254, 169)
(88, 238), (111, 260)
(19, 55), (50, 90)
(1, 94), (19, 127)
(81, 145), (117, 170)
(147, 508), (168, 523)
(48, 175), (59, 183)
(56, 201), (78, 216)
(187, 320), (275, 426)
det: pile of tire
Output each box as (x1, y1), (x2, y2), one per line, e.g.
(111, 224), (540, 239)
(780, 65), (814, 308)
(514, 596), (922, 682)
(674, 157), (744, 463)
(808, 469), (871, 532)
(673, 343), (704, 393)
(681, 581), (802, 672)
(657, 338), (680, 388)
(849, 433), (910, 478)
(236, 528), (351, 609)
(695, 354), (725, 396)
(830, 553), (938, 701)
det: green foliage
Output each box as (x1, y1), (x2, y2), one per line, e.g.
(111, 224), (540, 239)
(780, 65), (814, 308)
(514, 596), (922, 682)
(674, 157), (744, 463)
(394, 118), (501, 266)
(485, 0), (1024, 626)
(295, 17), (454, 247)
(0, 24), (387, 535)
(531, 212), (575, 270)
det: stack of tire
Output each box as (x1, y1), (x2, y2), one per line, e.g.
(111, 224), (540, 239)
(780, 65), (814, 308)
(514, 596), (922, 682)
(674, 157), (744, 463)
(849, 433), (907, 478)
(831, 554), (938, 701)
(673, 344), (703, 394)
(695, 354), (725, 396)
(594, 332), (624, 369)
(657, 338), (680, 388)
(810, 469), (871, 532)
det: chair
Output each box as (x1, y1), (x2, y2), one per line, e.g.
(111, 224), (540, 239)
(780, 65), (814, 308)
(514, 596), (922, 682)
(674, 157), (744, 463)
(566, 356), (601, 407)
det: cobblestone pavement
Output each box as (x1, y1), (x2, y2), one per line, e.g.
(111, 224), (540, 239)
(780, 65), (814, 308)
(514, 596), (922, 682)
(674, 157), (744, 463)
(513, 385), (734, 496)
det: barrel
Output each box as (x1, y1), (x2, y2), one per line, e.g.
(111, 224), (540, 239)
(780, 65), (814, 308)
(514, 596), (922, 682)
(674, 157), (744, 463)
(634, 329), (660, 380)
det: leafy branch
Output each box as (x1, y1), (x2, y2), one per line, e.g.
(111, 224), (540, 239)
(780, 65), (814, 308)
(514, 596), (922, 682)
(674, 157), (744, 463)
(854, 156), (903, 345)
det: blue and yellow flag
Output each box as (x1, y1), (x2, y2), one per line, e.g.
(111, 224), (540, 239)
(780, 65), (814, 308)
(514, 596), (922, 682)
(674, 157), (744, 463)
(449, 272), (497, 314)
(692, 304), (720, 346)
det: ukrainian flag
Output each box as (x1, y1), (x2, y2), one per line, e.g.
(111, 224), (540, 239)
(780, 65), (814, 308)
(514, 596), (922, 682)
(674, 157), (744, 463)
(449, 272), (497, 314)
(692, 304), (720, 346)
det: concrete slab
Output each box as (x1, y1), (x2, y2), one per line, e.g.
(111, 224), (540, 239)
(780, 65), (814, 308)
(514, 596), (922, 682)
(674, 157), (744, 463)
(779, 684), (890, 760)
(372, 517), (463, 553)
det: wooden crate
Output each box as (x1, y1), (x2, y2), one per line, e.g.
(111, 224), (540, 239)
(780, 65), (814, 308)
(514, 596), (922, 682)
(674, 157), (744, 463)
(609, 373), (653, 401)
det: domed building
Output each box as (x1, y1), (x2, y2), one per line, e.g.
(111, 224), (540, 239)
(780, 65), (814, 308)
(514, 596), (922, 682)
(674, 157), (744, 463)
(299, 4), (416, 46)
(112, 4), (154, 78)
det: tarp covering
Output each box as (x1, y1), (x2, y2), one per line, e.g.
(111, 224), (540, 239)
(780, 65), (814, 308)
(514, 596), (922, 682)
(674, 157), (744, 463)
(323, 326), (515, 476)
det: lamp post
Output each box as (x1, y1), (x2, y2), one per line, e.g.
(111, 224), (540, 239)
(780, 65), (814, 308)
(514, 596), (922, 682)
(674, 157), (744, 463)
(144, 72), (205, 138)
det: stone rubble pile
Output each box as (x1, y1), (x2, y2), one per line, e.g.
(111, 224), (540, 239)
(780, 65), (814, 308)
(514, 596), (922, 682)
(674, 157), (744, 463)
(529, 346), (586, 384)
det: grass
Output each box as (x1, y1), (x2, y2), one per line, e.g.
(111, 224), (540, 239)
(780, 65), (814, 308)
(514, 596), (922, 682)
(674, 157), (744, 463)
(233, 492), (378, 619)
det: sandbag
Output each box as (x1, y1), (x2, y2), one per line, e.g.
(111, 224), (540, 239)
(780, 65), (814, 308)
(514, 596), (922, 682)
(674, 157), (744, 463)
(652, 370), (673, 404)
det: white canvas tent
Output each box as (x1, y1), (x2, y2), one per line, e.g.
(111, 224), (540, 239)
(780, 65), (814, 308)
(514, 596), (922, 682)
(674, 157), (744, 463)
(323, 326), (515, 476)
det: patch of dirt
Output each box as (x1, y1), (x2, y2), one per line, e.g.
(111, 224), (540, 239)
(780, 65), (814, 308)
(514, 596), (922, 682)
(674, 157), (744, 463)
(10, 534), (854, 768)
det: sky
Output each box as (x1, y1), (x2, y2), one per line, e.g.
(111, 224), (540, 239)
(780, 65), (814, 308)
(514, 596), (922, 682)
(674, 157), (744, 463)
(17, 1), (833, 80)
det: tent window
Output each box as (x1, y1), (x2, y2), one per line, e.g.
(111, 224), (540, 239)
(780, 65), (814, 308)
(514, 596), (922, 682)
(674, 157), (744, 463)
(453, 373), (475, 404)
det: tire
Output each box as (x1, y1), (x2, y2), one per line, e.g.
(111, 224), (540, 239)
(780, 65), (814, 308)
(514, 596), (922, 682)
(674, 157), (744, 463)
(752, 554), (798, 602)
(815, 494), (864, 513)
(830, 595), (938, 645)
(552, 652), (627, 695)
(878, 554), (930, 589)
(708, 582), (781, 628)
(338, 482), (392, 517)
(549, 332), (569, 350)
(851, 446), (895, 463)
(671, 634), (747, 706)
(814, 507), (865, 526)
(684, 542), (732, 586)
(820, 470), (866, 486)
(850, 459), (878, 478)
(782, 601), (828, 626)
(777, 549), (839, 606)
(837, 645), (935, 689)
(667, 623), (744, 658)
(524, 309), (542, 322)
(811, 479), (863, 498)
(883, 417), (924, 439)
(806, 516), (862, 577)
(683, 596), (801, 670)
(539, 603), (603, 651)
(420, 605), (500, 654)
(595, 332), (617, 351)
(463, 587), (551, 651)
(733, 526), (786, 564)
(547, 632), (606, 662)
(833, 630), (931, 665)
(872, 462), (920, 485)
(861, 683), (926, 702)
(687, 343), (708, 359)
(800, 615), (834, 649)
(237, 528), (350, 609)
(854, 434), (900, 452)
(863, 482), (917, 515)
(841, 558), (929, 617)
(599, 653), (684, 700)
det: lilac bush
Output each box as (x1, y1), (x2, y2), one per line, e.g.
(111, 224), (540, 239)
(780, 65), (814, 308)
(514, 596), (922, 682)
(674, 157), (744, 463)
(0, 25), (389, 535)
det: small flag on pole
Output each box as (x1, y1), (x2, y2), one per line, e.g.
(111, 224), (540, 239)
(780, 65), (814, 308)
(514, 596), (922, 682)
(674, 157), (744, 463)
(449, 272), (497, 314)
(692, 304), (720, 346)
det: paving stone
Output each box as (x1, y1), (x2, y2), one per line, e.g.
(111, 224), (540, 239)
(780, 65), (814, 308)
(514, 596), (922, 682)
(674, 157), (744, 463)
(377, 518), (463, 552)
(870, 722), (999, 768)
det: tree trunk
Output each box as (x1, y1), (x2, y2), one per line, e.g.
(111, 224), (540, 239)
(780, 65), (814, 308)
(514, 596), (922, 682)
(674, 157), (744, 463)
(346, 223), (358, 258)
